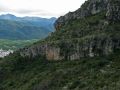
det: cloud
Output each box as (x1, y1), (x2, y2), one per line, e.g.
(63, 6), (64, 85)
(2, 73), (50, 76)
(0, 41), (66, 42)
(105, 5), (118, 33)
(15, 9), (60, 17)
(16, 9), (51, 15)
(0, 0), (86, 18)
(0, 6), (63, 17)
(0, 2), (56, 17)
(0, 5), (9, 12)
(16, 9), (42, 14)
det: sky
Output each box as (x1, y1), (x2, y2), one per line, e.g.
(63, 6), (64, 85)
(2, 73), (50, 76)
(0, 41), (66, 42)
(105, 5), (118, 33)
(0, 0), (86, 18)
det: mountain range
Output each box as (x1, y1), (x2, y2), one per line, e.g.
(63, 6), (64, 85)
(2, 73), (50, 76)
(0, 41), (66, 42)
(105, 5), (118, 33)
(0, 0), (120, 89)
(0, 14), (56, 40)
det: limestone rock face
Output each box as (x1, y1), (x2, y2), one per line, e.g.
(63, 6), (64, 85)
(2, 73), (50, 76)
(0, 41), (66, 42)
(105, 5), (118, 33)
(55, 0), (120, 30)
(106, 0), (120, 22)
(20, 36), (120, 60)
(20, 44), (62, 60)
(55, 0), (109, 30)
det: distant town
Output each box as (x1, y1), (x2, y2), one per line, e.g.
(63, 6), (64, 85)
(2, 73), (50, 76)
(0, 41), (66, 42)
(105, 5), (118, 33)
(0, 49), (13, 58)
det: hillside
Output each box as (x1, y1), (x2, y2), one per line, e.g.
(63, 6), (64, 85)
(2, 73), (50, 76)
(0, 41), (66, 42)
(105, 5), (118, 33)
(0, 14), (56, 40)
(19, 0), (120, 60)
(0, 51), (120, 90)
(0, 0), (120, 90)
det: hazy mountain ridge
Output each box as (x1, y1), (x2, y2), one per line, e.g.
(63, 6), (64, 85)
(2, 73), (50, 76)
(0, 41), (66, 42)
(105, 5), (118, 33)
(0, 14), (56, 40)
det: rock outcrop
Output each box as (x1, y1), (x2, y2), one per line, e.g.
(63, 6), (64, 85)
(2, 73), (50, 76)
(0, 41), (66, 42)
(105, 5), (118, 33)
(106, 0), (120, 22)
(20, 36), (120, 60)
(55, 0), (108, 30)
(55, 0), (120, 30)
(20, 44), (61, 60)
(0, 49), (13, 58)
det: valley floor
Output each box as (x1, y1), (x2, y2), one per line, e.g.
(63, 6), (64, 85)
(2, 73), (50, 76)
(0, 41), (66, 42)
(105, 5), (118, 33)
(0, 39), (38, 50)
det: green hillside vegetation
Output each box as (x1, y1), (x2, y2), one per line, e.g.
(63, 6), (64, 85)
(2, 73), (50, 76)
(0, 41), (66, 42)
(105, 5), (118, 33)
(35, 12), (120, 58)
(0, 11), (120, 90)
(44, 12), (120, 42)
(0, 50), (120, 90)
(0, 39), (38, 50)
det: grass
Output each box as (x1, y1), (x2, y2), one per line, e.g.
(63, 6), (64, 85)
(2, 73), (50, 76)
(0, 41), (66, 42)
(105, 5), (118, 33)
(0, 39), (38, 50)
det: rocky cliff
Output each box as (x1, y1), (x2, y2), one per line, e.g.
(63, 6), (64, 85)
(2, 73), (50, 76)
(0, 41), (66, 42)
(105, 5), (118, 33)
(19, 0), (120, 60)
(106, 0), (120, 22)
(20, 35), (120, 60)
(55, 0), (120, 30)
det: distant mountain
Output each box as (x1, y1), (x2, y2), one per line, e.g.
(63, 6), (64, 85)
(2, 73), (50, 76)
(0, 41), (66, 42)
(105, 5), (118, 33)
(0, 14), (57, 40)
(0, 14), (17, 20)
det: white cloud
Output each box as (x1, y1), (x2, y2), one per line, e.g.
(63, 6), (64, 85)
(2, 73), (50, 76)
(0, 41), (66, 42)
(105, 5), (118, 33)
(0, 0), (86, 18)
